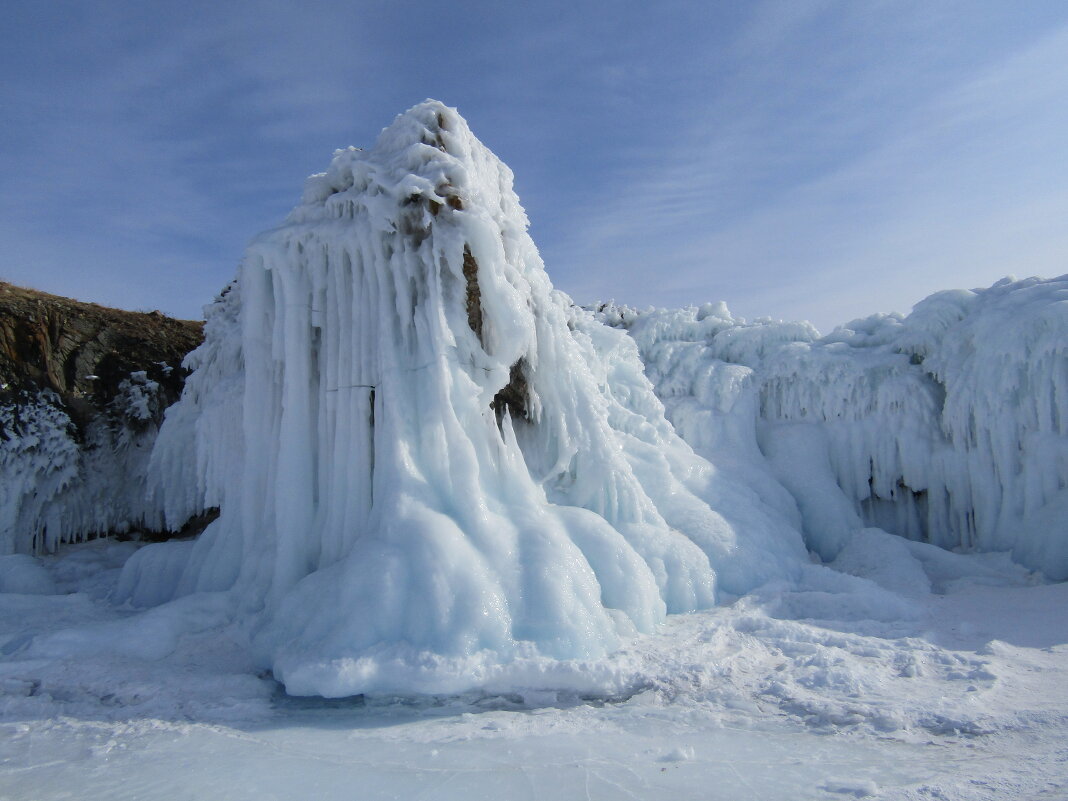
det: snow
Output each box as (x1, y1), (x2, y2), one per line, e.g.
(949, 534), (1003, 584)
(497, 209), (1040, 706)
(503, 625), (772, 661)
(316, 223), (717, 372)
(597, 273), (1068, 576)
(0, 554), (56, 595)
(1, 540), (1066, 800)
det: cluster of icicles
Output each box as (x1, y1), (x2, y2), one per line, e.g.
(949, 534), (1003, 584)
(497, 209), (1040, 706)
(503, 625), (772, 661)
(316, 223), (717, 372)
(597, 273), (1068, 578)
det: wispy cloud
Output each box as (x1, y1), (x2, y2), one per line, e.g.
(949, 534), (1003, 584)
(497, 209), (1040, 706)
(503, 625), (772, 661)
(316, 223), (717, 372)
(2, 0), (1067, 328)
(0, 0), (389, 316)
(544, 4), (1068, 330)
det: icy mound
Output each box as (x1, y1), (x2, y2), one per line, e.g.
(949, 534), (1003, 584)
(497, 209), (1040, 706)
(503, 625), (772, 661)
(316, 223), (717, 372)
(597, 274), (1068, 578)
(124, 101), (806, 696)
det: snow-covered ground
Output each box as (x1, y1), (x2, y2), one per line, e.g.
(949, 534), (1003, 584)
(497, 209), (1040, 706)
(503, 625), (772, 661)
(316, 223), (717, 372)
(0, 538), (1065, 800)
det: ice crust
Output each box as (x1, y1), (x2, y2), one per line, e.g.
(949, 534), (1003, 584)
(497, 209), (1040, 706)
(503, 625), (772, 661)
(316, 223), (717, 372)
(4, 537), (1065, 801)
(597, 273), (1068, 578)
(122, 101), (806, 696)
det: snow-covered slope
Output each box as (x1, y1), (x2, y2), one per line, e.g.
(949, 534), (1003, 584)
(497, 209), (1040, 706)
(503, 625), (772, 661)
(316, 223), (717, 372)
(596, 274), (1068, 579)
(122, 101), (807, 696)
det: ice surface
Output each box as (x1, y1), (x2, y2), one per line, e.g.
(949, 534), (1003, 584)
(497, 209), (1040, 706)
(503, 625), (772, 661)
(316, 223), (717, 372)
(0, 554), (56, 595)
(123, 101), (807, 696)
(1, 539), (1066, 801)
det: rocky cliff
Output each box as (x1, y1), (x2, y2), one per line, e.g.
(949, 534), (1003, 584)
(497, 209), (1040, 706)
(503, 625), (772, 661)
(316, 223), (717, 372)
(0, 281), (202, 425)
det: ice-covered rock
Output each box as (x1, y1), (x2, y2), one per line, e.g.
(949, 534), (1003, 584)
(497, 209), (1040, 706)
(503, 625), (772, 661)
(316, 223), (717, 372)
(0, 380), (169, 555)
(0, 282), (203, 554)
(124, 101), (807, 696)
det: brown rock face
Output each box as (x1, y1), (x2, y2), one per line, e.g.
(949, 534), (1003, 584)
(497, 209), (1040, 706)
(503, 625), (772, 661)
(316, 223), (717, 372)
(0, 281), (203, 428)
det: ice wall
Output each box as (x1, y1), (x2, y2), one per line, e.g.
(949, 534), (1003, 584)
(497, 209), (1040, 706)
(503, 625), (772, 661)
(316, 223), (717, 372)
(597, 275), (1068, 578)
(127, 101), (806, 696)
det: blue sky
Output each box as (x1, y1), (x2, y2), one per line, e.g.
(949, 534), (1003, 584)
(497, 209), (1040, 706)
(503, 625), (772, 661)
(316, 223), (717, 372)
(3, 0), (1067, 331)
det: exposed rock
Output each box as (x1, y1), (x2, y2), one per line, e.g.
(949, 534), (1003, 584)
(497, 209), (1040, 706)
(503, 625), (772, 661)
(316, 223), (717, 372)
(0, 281), (202, 424)
(462, 245), (484, 344)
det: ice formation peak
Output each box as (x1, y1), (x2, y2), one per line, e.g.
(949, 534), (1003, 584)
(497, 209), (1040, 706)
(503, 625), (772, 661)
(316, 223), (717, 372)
(124, 101), (805, 696)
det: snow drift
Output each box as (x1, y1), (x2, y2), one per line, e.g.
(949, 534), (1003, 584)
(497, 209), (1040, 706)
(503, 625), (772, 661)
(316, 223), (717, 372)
(597, 274), (1068, 579)
(122, 101), (806, 696)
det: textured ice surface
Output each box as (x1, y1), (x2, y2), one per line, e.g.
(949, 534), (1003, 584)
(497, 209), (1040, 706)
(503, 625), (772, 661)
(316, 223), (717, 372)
(2, 540), (1066, 801)
(0, 377), (169, 555)
(597, 274), (1068, 577)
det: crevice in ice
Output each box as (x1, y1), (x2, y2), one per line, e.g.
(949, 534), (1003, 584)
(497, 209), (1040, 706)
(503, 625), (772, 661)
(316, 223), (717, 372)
(137, 507), (221, 543)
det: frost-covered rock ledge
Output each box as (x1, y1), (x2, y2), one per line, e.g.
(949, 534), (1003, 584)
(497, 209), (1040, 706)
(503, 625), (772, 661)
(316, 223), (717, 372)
(0, 281), (204, 556)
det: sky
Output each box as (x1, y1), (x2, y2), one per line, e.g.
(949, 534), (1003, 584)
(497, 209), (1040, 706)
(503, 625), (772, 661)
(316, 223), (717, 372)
(3, 0), (1067, 332)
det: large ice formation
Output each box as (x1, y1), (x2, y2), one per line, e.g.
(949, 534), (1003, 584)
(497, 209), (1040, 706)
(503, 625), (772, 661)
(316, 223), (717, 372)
(597, 274), (1068, 579)
(122, 101), (806, 695)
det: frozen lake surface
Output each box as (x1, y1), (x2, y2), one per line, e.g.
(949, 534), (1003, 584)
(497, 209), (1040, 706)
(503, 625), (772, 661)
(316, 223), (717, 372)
(1, 540), (1065, 800)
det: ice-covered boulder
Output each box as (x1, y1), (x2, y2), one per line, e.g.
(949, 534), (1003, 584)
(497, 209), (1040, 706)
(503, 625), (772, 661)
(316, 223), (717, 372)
(124, 101), (807, 696)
